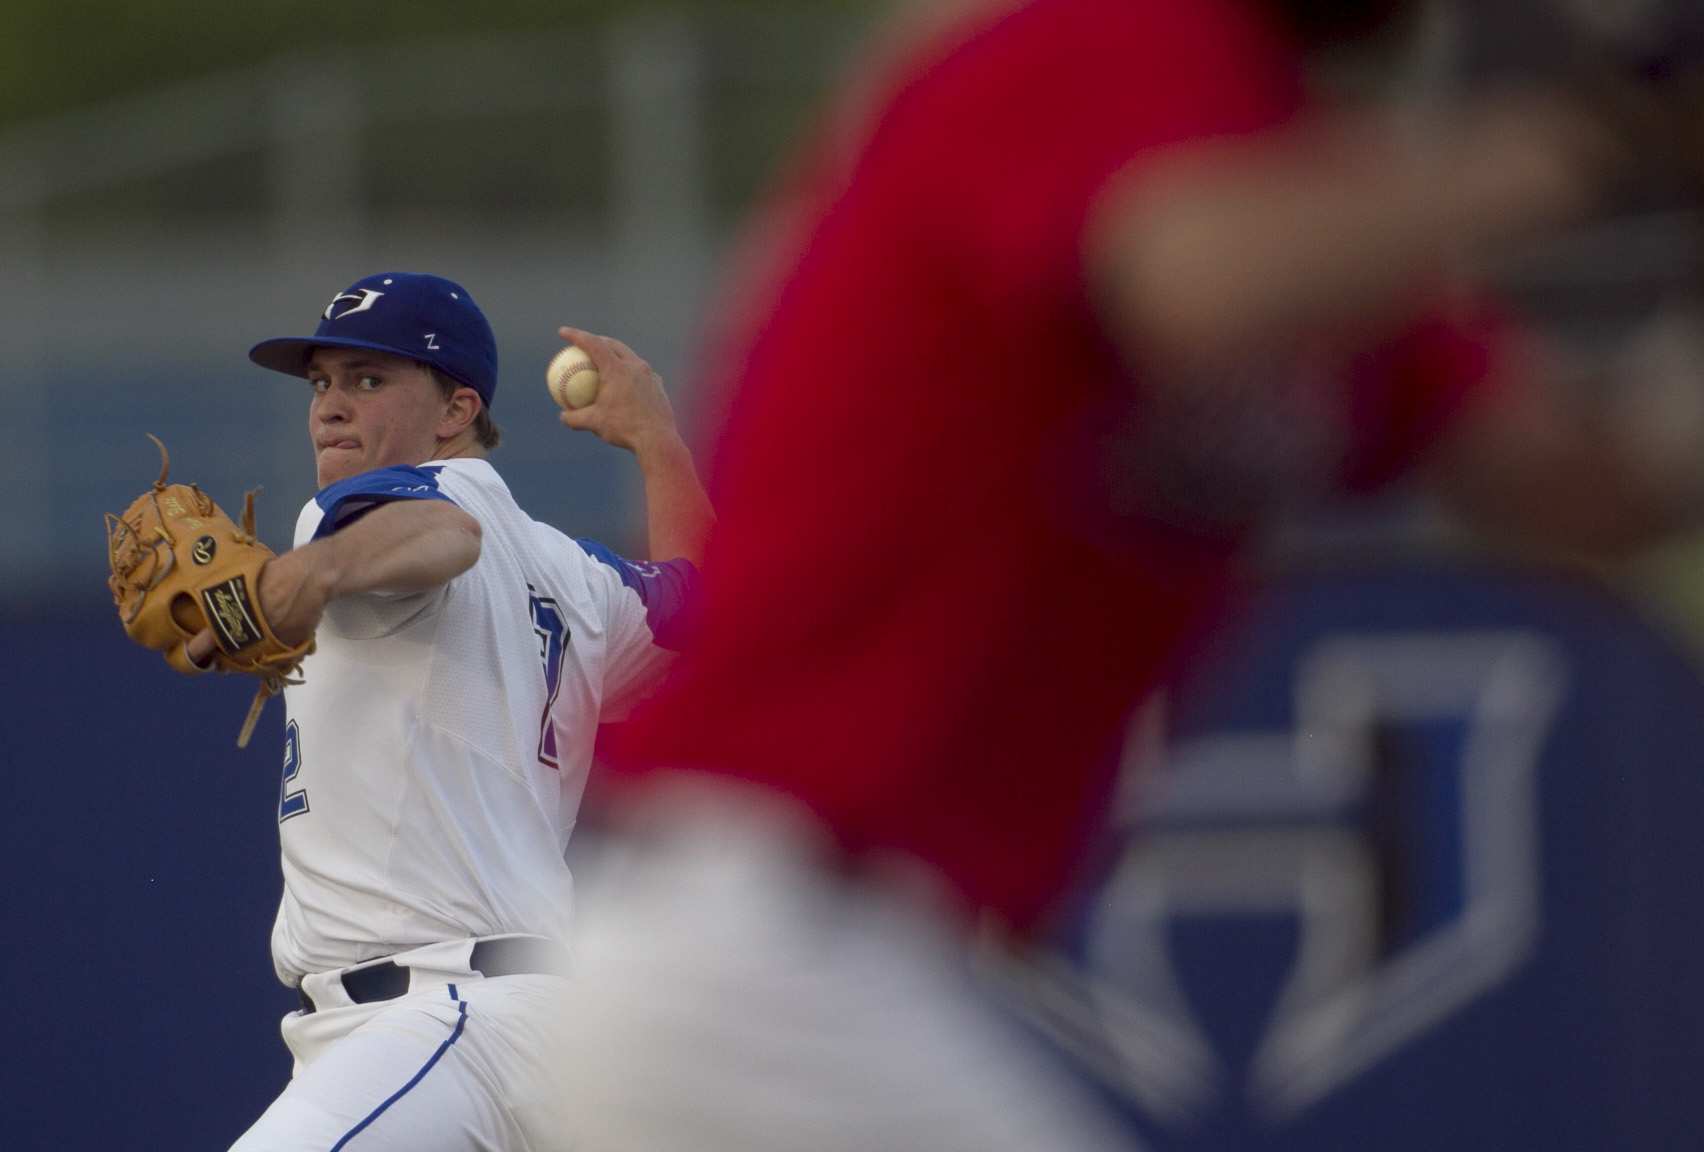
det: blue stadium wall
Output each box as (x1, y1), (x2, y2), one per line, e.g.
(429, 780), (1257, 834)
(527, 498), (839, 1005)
(1, 600), (300, 1150)
(7, 559), (1704, 1149)
(1030, 563), (1704, 1151)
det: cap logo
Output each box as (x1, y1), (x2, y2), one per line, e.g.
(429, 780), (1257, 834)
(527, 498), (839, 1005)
(324, 289), (384, 321)
(425, 333), (441, 349)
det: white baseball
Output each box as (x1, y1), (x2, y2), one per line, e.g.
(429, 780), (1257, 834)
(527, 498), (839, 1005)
(547, 344), (600, 410)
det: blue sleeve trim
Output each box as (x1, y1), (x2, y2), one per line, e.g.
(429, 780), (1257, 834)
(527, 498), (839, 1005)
(575, 538), (703, 651)
(311, 464), (456, 540)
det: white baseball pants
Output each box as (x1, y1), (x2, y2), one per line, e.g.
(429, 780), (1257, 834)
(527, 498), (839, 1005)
(229, 941), (569, 1152)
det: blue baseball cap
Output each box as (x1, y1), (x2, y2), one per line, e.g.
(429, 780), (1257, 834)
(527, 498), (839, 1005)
(249, 272), (499, 408)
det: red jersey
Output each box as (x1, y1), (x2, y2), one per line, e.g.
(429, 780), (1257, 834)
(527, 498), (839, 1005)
(611, 0), (1490, 928)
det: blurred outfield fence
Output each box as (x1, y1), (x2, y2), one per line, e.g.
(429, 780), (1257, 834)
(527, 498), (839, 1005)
(0, 9), (864, 600)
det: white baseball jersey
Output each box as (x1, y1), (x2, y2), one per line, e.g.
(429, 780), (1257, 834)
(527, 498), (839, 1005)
(269, 456), (697, 984)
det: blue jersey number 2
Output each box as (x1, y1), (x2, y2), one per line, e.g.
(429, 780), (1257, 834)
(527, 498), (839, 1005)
(530, 588), (569, 768)
(279, 720), (309, 822)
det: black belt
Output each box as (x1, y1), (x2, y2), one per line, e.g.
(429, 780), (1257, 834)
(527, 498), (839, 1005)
(296, 937), (569, 1014)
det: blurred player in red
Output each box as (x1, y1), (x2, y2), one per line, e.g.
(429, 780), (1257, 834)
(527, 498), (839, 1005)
(557, 0), (1680, 1148)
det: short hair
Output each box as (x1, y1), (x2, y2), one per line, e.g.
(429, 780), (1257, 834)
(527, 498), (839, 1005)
(427, 365), (502, 450)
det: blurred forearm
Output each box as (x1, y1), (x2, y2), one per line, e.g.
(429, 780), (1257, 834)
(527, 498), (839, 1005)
(1088, 92), (1618, 370)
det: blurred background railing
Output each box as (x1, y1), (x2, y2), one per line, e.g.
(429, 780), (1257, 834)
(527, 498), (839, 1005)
(0, 9), (864, 596)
